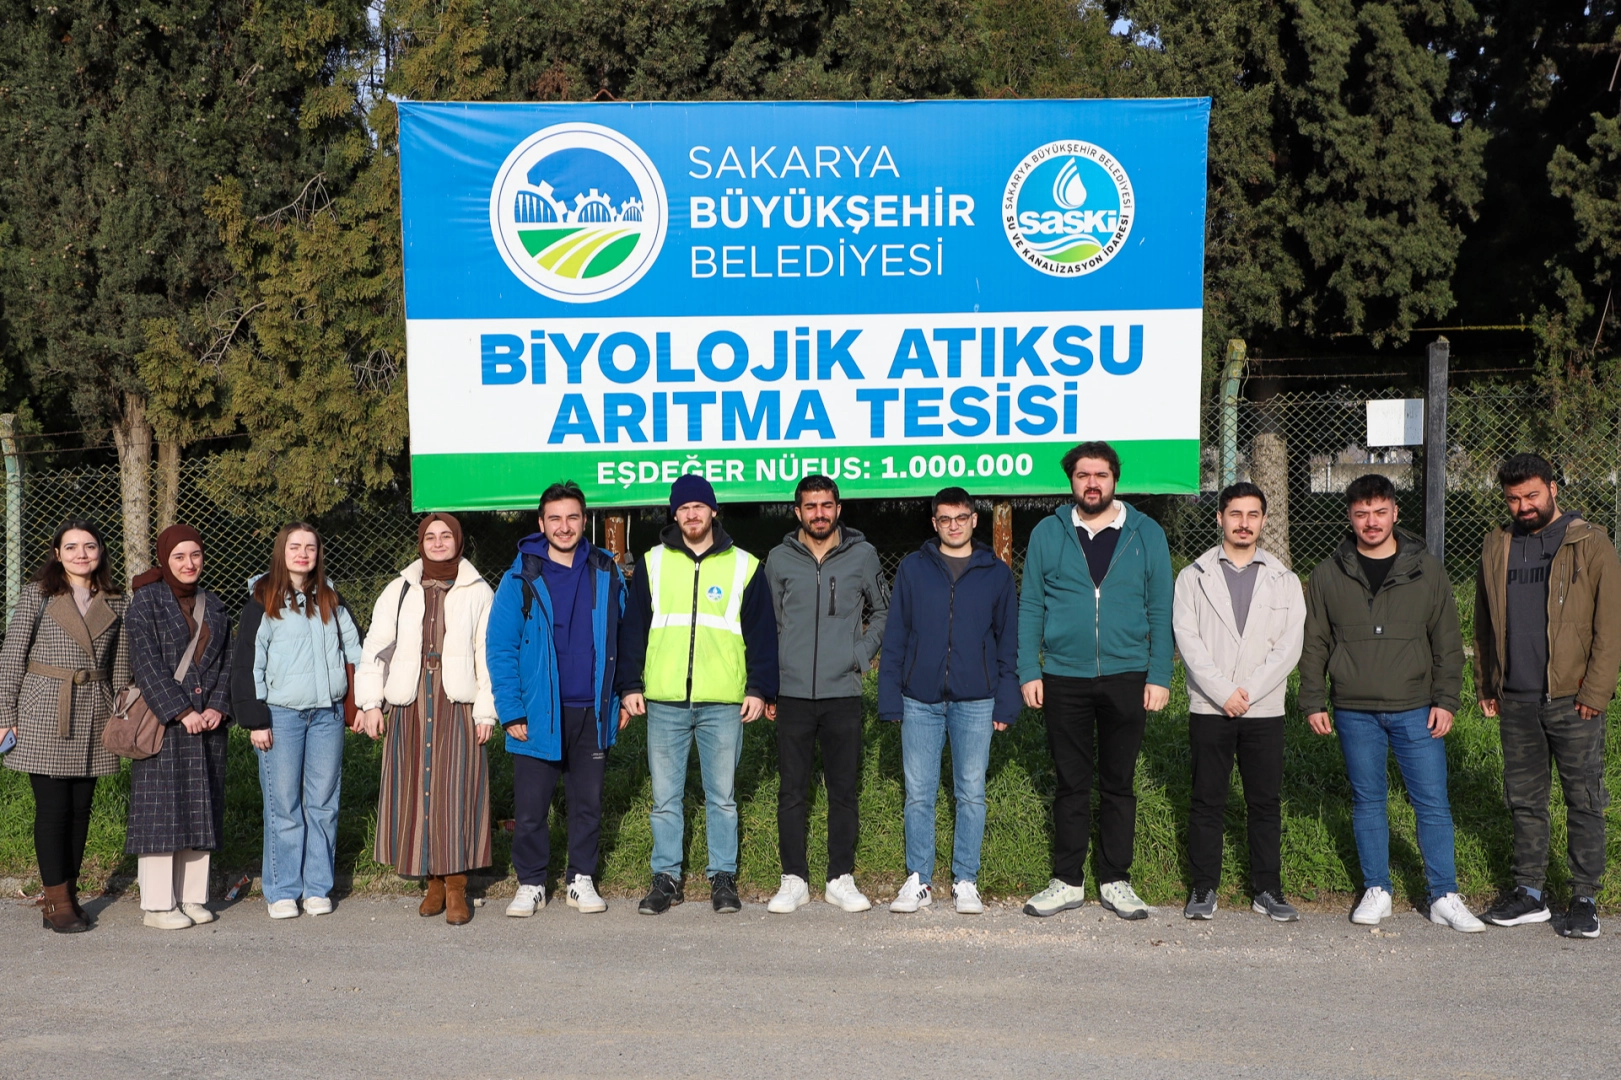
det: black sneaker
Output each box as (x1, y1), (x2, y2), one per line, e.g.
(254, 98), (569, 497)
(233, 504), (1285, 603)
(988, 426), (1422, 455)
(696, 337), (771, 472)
(638, 873), (684, 916)
(1183, 888), (1217, 920)
(1483, 886), (1551, 927)
(710, 872), (741, 913)
(1560, 896), (1600, 939)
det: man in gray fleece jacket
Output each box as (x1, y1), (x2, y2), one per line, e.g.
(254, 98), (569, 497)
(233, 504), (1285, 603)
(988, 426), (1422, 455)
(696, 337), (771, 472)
(763, 475), (889, 914)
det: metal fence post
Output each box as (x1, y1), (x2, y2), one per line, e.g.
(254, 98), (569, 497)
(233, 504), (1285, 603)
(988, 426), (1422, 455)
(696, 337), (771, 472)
(0, 415), (19, 630)
(993, 501), (1013, 569)
(1425, 337), (1450, 561)
(1220, 339), (1246, 489)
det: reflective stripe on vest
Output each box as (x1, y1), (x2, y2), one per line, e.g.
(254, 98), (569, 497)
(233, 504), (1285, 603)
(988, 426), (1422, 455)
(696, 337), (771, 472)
(643, 543), (756, 702)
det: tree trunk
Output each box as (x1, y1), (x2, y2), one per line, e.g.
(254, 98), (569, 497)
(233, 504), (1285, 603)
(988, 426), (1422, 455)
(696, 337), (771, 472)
(110, 392), (154, 579)
(1252, 431), (1291, 570)
(156, 438), (182, 531)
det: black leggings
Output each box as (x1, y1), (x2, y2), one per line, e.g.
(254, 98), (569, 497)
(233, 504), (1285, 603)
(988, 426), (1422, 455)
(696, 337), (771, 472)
(30, 774), (98, 888)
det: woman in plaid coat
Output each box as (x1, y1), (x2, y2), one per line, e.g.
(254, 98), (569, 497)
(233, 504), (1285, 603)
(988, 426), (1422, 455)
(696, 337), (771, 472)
(124, 524), (233, 930)
(0, 519), (129, 933)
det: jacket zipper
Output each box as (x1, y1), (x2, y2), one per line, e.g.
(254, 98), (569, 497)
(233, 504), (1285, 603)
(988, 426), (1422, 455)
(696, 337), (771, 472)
(684, 552), (702, 702)
(1089, 530), (1123, 677)
(812, 557), (823, 699)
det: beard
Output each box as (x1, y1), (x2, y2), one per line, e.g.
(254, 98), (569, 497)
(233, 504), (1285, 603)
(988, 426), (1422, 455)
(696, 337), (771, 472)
(1516, 505), (1554, 532)
(801, 514), (839, 541)
(1077, 489), (1112, 515)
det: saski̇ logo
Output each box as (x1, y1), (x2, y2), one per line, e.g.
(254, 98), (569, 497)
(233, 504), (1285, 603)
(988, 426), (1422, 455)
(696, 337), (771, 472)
(1002, 140), (1133, 277)
(489, 123), (668, 302)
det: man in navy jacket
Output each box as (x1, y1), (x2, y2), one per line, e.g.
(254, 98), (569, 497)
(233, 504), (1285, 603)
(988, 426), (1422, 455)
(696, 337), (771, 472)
(487, 481), (626, 918)
(878, 487), (1019, 915)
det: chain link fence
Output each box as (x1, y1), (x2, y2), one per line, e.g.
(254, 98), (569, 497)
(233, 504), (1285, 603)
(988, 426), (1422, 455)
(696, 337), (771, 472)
(1, 383), (1605, 634)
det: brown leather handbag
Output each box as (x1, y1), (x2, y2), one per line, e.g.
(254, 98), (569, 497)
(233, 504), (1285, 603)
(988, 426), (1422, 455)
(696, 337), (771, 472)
(104, 593), (207, 760)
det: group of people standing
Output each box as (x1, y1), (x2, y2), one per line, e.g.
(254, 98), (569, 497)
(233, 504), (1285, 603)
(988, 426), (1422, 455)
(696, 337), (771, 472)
(0, 442), (1613, 938)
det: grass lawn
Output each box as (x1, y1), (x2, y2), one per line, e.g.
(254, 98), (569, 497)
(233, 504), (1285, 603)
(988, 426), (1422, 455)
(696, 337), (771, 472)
(2, 664), (1616, 909)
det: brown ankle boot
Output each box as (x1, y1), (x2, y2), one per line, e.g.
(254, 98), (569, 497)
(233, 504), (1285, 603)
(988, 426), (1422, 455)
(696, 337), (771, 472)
(67, 882), (87, 921)
(419, 875), (446, 917)
(444, 873), (471, 925)
(41, 883), (88, 933)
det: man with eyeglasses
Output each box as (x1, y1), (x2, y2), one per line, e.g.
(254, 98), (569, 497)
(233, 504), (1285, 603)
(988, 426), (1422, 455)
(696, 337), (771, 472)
(878, 487), (1020, 914)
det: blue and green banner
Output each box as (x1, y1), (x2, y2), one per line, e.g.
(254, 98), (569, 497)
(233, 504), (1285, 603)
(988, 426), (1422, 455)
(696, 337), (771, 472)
(398, 99), (1211, 510)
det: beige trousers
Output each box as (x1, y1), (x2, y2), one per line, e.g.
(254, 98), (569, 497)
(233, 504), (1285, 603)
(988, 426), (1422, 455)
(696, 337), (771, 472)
(137, 849), (210, 911)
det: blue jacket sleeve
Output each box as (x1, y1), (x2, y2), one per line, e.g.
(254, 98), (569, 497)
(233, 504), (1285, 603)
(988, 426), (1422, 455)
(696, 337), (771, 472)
(741, 566), (779, 701)
(1144, 523), (1175, 689)
(617, 564), (652, 694)
(876, 559), (909, 721)
(992, 565), (1022, 726)
(486, 573), (528, 725)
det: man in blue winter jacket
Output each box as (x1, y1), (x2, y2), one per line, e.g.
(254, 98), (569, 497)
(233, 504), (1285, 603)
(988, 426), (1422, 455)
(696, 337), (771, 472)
(486, 481), (626, 917)
(878, 487), (1020, 915)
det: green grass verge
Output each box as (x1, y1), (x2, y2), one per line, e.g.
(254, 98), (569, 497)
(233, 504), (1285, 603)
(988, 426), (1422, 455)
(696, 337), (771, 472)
(2, 662), (1617, 908)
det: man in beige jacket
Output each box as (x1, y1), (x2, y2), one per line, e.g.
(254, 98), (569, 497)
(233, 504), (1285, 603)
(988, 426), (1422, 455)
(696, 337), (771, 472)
(1172, 482), (1305, 922)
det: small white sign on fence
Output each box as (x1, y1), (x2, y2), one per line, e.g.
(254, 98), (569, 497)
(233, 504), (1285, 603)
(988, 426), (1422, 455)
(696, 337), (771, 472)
(1366, 399), (1425, 447)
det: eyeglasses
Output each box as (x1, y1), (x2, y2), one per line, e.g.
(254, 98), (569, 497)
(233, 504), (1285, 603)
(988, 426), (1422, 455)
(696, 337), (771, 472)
(934, 513), (973, 527)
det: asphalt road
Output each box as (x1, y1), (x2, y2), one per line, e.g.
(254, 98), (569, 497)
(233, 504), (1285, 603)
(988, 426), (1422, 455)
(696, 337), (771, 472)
(1, 890), (1612, 1079)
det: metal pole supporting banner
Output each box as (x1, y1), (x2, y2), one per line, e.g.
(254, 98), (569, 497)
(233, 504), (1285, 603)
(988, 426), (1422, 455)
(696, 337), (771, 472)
(0, 415), (20, 630)
(1220, 339), (1247, 490)
(1425, 338), (1450, 561)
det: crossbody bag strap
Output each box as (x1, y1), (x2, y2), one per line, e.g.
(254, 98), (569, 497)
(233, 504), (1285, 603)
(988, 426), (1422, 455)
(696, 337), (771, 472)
(172, 592), (207, 683)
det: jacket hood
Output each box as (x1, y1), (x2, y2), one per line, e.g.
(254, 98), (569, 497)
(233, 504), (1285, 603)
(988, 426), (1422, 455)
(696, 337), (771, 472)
(778, 525), (868, 559)
(919, 536), (1001, 569)
(1332, 526), (1430, 590)
(658, 519), (735, 560)
(507, 536), (613, 576)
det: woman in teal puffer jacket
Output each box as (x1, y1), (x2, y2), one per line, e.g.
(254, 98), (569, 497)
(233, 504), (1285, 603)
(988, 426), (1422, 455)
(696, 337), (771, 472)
(229, 522), (361, 920)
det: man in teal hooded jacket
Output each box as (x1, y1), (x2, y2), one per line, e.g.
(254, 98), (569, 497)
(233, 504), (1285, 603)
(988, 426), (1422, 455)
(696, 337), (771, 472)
(1018, 441), (1174, 920)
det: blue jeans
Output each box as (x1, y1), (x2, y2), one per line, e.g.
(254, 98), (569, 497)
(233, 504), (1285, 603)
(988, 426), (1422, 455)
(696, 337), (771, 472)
(1335, 707), (1457, 900)
(646, 702), (745, 878)
(900, 697), (995, 885)
(257, 705), (345, 903)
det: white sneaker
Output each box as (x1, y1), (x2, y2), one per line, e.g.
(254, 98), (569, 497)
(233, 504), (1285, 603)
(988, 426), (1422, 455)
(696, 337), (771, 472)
(566, 874), (607, 914)
(143, 907), (193, 930)
(1429, 892), (1486, 933)
(180, 902), (215, 925)
(767, 874), (810, 914)
(823, 873), (873, 913)
(266, 899), (300, 920)
(302, 896), (333, 916)
(889, 872), (932, 913)
(952, 881), (985, 914)
(506, 883), (545, 917)
(1351, 886), (1393, 925)
(1022, 878), (1086, 917)
(1098, 879), (1150, 921)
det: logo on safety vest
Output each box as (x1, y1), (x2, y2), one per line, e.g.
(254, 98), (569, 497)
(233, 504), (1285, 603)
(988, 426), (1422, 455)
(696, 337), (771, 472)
(706, 585), (723, 602)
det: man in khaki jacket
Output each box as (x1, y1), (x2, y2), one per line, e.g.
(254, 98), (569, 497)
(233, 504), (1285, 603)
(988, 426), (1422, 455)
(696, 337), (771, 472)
(1475, 453), (1621, 938)
(1172, 482), (1305, 922)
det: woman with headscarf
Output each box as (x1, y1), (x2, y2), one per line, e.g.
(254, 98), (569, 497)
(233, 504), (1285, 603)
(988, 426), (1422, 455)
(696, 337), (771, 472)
(355, 513), (496, 924)
(124, 524), (234, 930)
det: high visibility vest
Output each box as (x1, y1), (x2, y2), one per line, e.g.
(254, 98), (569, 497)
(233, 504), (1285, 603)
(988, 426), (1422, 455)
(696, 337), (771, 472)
(643, 543), (757, 703)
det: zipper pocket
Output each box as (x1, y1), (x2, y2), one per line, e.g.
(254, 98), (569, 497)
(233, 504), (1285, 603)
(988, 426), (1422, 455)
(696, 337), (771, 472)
(827, 577), (838, 616)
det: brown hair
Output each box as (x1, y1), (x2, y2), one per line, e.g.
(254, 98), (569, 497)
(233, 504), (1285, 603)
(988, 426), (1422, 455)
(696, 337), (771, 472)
(254, 522), (339, 622)
(36, 518), (118, 598)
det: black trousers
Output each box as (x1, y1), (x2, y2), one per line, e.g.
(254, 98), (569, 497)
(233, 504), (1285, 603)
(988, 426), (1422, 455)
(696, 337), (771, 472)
(30, 773), (98, 889)
(1187, 712), (1285, 895)
(1044, 672), (1146, 887)
(511, 707), (606, 886)
(775, 696), (864, 881)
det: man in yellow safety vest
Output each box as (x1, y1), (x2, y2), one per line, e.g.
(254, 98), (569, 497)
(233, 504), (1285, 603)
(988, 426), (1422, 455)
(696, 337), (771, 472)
(619, 475), (779, 915)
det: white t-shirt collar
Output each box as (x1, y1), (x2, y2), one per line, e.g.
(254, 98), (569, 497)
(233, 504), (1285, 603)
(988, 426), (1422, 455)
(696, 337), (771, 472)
(1071, 500), (1127, 539)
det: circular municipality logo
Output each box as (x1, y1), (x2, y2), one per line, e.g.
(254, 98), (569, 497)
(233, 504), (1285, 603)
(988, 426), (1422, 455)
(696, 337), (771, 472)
(705, 585), (723, 603)
(489, 123), (668, 303)
(1002, 140), (1133, 277)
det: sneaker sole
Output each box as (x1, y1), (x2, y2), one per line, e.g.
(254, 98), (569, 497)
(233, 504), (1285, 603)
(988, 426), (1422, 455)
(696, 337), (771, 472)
(1485, 909), (1552, 927)
(566, 897), (607, 913)
(1023, 897), (1084, 918)
(1558, 922), (1601, 939)
(712, 902), (741, 914)
(1252, 903), (1298, 922)
(954, 904), (985, 914)
(1100, 899), (1150, 921)
(1183, 908), (1215, 920)
(1429, 913), (1487, 932)
(825, 895), (873, 913)
(768, 895), (809, 914)
(889, 896), (932, 914)
(505, 906), (538, 918)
